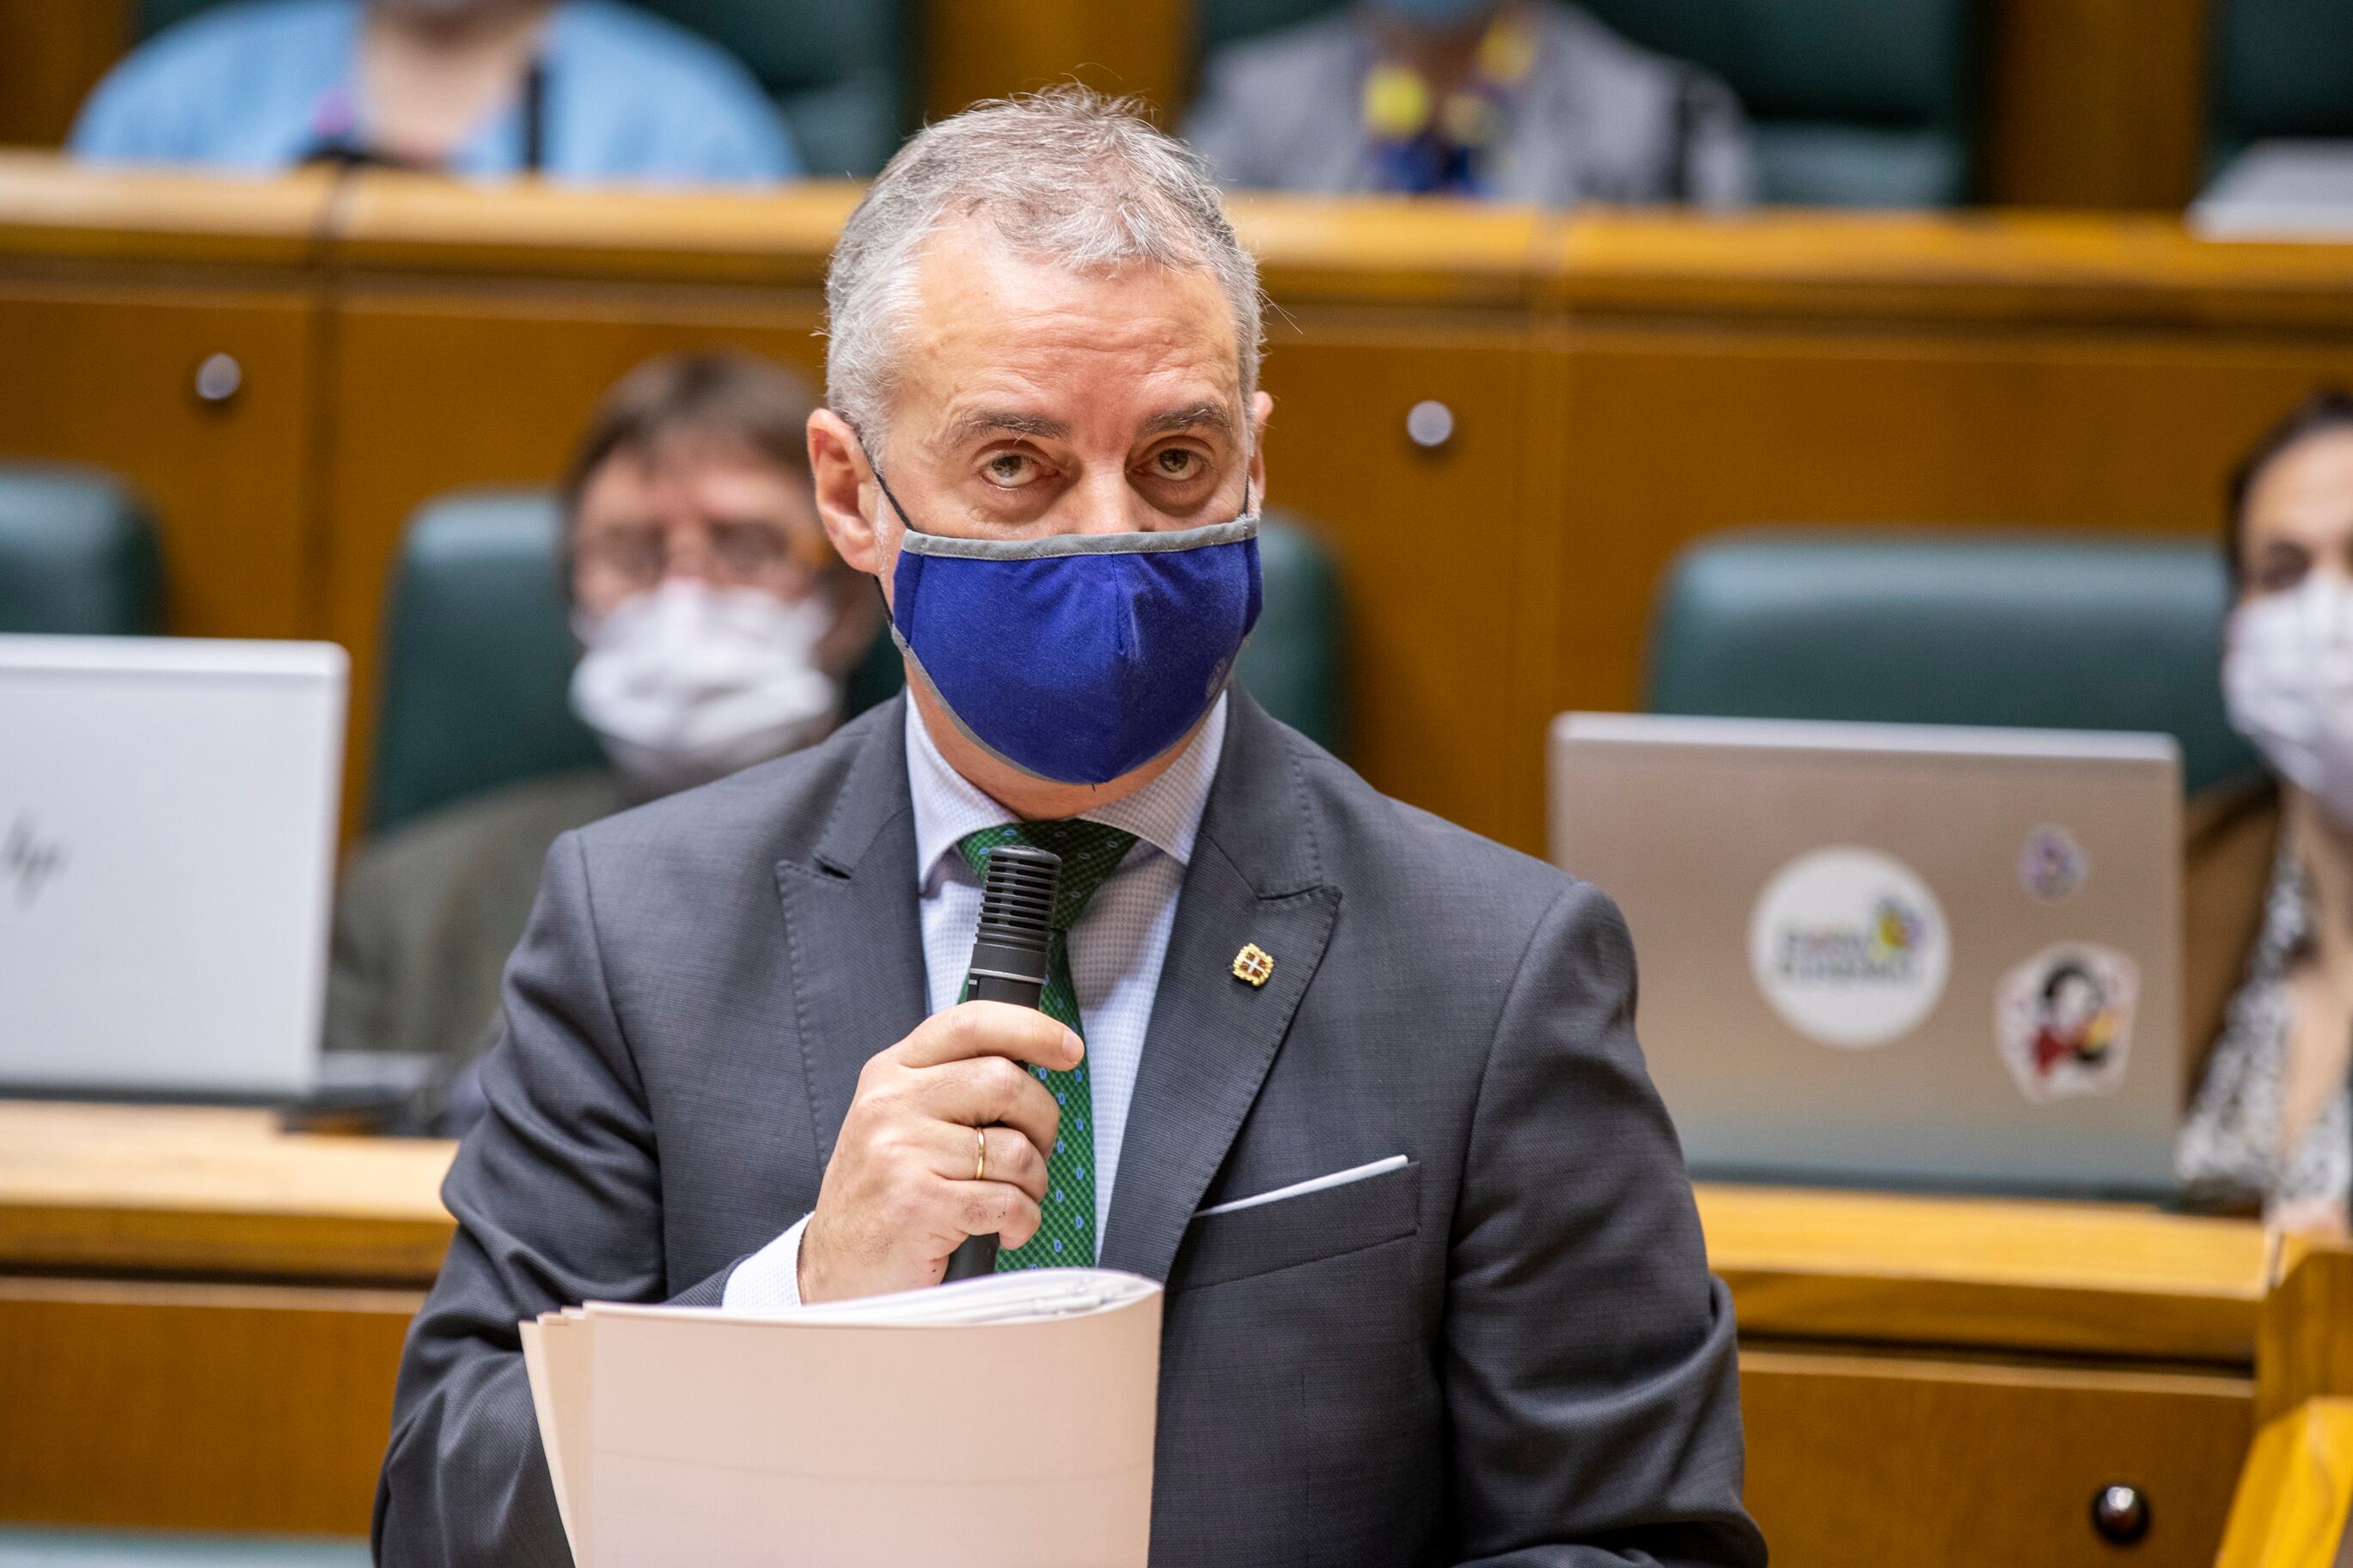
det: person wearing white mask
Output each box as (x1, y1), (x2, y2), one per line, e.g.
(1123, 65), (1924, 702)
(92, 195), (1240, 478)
(323, 351), (882, 1113)
(2182, 389), (2353, 1234)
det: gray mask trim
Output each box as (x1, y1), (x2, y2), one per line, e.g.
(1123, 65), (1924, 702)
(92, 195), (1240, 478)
(897, 514), (1259, 563)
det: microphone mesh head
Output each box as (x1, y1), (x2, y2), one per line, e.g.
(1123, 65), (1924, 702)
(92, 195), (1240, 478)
(975, 844), (1060, 958)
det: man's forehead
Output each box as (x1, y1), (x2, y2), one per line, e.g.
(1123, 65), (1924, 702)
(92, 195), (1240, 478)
(898, 219), (1244, 439)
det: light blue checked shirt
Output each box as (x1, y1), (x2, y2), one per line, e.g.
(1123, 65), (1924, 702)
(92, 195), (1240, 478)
(723, 694), (1229, 1309)
(72, 0), (798, 186)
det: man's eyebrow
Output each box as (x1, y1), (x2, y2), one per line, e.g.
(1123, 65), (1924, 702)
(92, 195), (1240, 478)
(1140, 402), (1235, 439)
(936, 409), (1071, 450)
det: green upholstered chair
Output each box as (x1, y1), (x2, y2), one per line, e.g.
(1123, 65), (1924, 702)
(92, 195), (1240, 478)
(1645, 531), (2261, 795)
(370, 491), (1346, 836)
(134, 0), (916, 178)
(0, 461), (163, 636)
(0, 1527), (367, 1567)
(2207, 0), (2353, 169)
(1191, 0), (1977, 206)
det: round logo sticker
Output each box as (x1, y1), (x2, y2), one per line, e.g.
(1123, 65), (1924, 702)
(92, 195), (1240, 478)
(1749, 846), (1951, 1050)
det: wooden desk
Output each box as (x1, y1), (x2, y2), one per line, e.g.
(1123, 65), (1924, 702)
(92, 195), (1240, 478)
(0, 1102), (2270, 1560)
(0, 1105), (449, 1535)
(1701, 1184), (2269, 1564)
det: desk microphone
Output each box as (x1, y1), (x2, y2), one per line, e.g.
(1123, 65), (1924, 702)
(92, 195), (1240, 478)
(942, 843), (1061, 1282)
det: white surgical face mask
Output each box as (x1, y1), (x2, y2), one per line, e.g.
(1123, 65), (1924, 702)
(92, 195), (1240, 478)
(571, 580), (841, 797)
(2224, 572), (2353, 828)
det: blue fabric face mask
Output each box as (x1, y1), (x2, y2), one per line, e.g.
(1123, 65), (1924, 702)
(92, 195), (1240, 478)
(876, 473), (1263, 786)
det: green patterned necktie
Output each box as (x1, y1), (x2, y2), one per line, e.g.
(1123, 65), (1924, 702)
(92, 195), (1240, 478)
(956, 819), (1140, 1270)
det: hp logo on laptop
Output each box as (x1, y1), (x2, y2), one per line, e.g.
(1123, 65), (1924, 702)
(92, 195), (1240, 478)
(2, 813), (67, 908)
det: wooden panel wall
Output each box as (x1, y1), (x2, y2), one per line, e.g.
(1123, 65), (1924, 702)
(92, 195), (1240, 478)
(1743, 1346), (2252, 1566)
(1549, 320), (2353, 699)
(1983, 0), (2217, 210)
(0, 279), (321, 639)
(0, 0), (127, 149)
(0, 1278), (415, 1535)
(924, 0), (1192, 124)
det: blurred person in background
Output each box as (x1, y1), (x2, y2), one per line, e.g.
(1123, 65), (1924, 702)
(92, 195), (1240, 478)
(1186, 0), (1753, 205)
(70, 0), (797, 183)
(325, 352), (882, 1113)
(2182, 389), (2353, 1235)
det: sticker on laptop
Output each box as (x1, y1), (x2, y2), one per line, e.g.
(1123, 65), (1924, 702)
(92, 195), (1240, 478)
(1749, 846), (1951, 1050)
(2018, 824), (2089, 904)
(1995, 943), (2137, 1101)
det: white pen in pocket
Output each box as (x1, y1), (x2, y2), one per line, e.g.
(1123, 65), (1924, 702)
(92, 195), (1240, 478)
(1196, 1155), (1410, 1217)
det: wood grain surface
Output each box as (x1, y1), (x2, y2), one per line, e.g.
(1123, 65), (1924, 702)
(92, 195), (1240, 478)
(0, 1101), (2286, 1547)
(2217, 1398), (2353, 1568)
(0, 1103), (453, 1284)
(0, 3), (128, 150)
(2258, 1247), (2353, 1424)
(1743, 1345), (2252, 1567)
(0, 1104), (2270, 1359)
(1983, 0), (2215, 211)
(0, 1277), (417, 1535)
(1702, 1184), (2274, 1366)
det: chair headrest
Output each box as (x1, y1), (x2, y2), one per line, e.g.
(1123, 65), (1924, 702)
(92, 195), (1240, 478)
(1647, 530), (2260, 795)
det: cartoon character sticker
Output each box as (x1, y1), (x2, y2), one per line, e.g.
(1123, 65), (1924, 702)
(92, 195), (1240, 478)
(1995, 944), (2137, 1101)
(2017, 824), (2088, 904)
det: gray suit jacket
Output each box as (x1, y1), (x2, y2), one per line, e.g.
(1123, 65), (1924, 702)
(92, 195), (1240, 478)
(1187, 1), (1756, 208)
(375, 692), (1763, 1566)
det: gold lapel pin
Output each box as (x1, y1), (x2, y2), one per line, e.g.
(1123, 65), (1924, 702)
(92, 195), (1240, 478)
(1232, 943), (1274, 988)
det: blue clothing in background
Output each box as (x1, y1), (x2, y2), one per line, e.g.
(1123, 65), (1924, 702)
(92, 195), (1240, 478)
(70, 0), (799, 186)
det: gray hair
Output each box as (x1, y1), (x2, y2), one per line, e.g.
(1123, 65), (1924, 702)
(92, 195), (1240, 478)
(824, 88), (1263, 447)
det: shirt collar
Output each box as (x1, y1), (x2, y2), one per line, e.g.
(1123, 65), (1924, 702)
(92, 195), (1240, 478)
(905, 692), (1228, 891)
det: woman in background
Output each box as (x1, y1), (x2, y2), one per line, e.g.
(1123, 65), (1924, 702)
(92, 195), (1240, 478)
(2182, 389), (2353, 1234)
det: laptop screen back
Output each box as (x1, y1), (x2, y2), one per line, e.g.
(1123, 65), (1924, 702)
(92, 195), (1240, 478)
(0, 636), (346, 1098)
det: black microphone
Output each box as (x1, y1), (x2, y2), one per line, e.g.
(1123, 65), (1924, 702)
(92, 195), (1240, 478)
(941, 843), (1061, 1282)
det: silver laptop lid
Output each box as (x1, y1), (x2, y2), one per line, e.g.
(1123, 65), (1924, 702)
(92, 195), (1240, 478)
(0, 635), (347, 1098)
(1550, 712), (2183, 1197)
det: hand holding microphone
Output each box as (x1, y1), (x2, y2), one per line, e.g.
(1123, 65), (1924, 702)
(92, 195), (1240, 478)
(796, 846), (1071, 1304)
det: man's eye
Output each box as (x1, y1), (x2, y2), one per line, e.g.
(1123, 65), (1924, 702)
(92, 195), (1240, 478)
(982, 453), (1040, 488)
(1152, 448), (1203, 479)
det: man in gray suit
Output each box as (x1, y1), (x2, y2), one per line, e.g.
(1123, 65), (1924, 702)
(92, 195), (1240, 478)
(1189, 0), (1754, 206)
(376, 88), (1763, 1566)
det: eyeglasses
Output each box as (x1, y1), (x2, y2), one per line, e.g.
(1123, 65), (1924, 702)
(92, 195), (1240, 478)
(573, 518), (816, 592)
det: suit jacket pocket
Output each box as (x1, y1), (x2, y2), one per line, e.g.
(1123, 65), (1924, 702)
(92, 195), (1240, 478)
(1169, 1160), (1420, 1292)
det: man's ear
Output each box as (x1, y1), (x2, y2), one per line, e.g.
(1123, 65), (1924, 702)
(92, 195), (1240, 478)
(808, 409), (885, 577)
(1248, 389), (1273, 504)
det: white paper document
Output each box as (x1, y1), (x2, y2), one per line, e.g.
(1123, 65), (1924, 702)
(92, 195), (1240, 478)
(522, 1269), (1164, 1568)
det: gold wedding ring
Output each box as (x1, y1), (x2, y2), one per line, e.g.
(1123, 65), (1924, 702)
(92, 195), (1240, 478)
(974, 1126), (987, 1183)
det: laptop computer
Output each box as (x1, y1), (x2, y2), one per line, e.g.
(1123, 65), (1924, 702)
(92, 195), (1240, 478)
(0, 635), (346, 1100)
(1549, 712), (2182, 1198)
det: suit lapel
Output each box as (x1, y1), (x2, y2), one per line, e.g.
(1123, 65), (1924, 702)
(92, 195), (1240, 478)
(774, 697), (930, 1167)
(1100, 696), (1341, 1284)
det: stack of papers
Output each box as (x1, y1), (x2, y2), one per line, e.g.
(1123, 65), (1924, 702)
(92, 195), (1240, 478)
(521, 1269), (1164, 1568)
